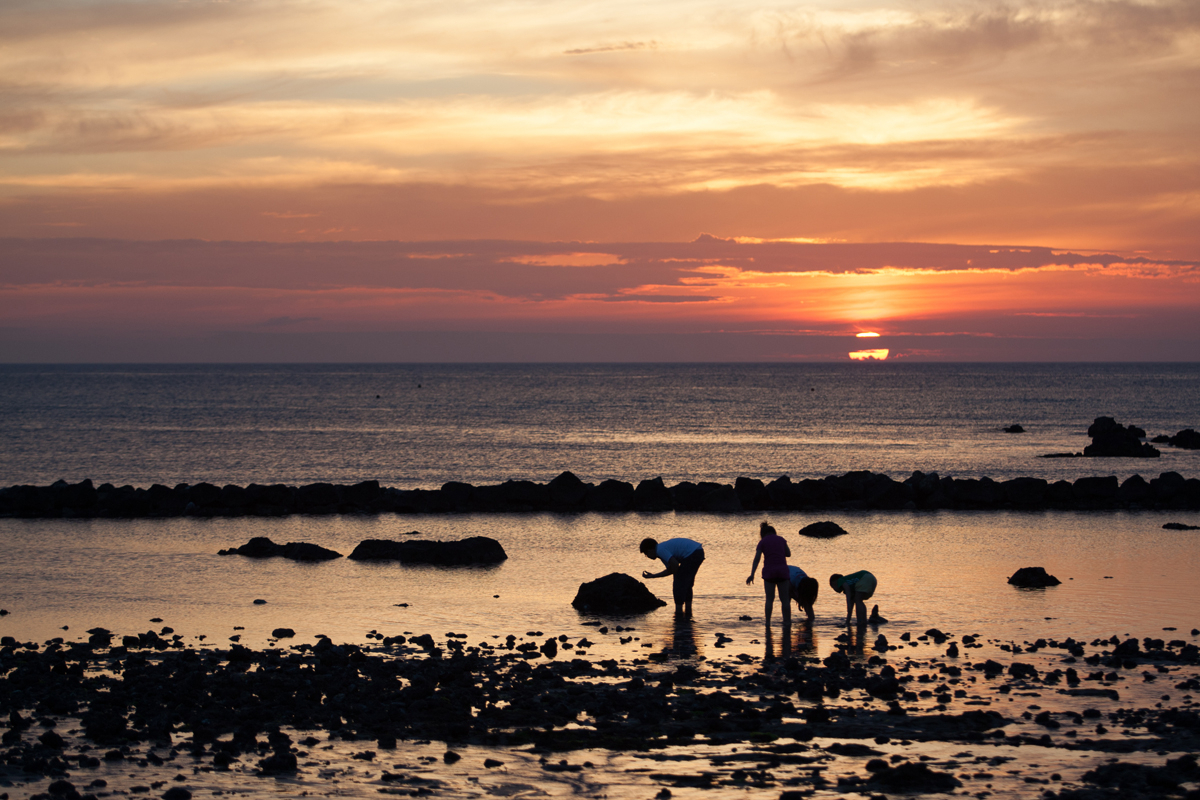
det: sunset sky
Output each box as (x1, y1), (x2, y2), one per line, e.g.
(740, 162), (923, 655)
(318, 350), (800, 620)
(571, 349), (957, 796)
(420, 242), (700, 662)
(2, 0), (1198, 361)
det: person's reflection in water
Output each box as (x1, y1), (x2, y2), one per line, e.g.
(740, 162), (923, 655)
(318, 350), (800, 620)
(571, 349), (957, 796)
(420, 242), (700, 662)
(793, 619), (819, 655)
(837, 626), (868, 657)
(668, 615), (699, 661)
(764, 622), (792, 662)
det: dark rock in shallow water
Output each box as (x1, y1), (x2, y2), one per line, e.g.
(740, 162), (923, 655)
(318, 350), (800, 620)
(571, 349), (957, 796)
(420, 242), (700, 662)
(348, 539), (407, 560)
(1080, 754), (1199, 793)
(798, 520), (848, 538)
(571, 572), (666, 614)
(281, 541), (344, 561)
(1164, 522), (1200, 530)
(1084, 416), (1160, 458)
(867, 604), (887, 624)
(271, 628), (295, 638)
(867, 761), (962, 792)
(1008, 566), (1061, 587)
(217, 536), (342, 561)
(348, 536), (507, 564)
(1004, 424), (1025, 433)
(1168, 428), (1200, 449)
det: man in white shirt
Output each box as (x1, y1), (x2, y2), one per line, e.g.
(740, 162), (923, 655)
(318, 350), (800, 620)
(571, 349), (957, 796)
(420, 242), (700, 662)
(639, 537), (705, 617)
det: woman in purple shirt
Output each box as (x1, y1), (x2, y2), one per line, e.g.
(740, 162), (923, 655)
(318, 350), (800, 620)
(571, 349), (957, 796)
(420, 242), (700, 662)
(746, 521), (792, 626)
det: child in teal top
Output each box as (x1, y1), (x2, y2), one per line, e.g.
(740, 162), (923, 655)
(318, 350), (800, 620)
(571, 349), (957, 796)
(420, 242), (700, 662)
(829, 570), (877, 627)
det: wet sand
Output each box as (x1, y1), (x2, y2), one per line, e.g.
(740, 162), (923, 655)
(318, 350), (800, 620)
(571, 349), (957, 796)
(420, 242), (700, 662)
(3, 617), (1200, 800)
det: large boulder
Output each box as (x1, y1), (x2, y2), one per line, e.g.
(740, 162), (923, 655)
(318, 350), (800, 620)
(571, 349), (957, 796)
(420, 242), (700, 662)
(217, 537), (342, 561)
(571, 572), (666, 614)
(798, 520), (848, 538)
(1168, 429), (1200, 449)
(1084, 417), (1160, 458)
(1008, 566), (1061, 587)
(585, 479), (635, 511)
(348, 536), (507, 565)
(548, 471), (588, 508)
(632, 477), (674, 511)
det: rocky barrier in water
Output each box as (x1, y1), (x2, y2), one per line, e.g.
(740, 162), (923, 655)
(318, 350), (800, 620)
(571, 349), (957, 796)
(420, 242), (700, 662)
(3, 468), (1200, 518)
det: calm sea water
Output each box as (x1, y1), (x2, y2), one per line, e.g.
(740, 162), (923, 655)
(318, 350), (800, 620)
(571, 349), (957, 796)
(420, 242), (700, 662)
(2, 363), (1200, 799)
(1, 361), (1197, 646)
(2, 362), (1199, 489)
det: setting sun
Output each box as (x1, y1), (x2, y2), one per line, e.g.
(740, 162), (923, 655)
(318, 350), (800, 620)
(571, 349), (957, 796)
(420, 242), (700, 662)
(849, 349), (890, 361)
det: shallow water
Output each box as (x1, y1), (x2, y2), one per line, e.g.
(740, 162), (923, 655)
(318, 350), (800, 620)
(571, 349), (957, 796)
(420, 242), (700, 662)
(3, 511), (1200, 800)
(3, 509), (1198, 655)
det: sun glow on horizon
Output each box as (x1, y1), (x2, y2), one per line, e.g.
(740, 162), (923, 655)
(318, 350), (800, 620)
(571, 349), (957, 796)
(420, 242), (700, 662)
(849, 349), (890, 361)
(855, 331), (881, 338)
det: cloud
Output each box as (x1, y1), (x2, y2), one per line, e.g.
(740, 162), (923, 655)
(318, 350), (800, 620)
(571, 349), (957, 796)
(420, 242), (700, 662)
(564, 41), (658, 55)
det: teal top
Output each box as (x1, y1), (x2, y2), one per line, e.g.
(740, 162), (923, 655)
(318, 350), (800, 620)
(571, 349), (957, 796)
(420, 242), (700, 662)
(834, 570), (870, 593)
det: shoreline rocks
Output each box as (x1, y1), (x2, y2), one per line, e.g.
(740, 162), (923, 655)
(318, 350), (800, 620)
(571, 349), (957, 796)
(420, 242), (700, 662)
(2, 621), (1199, 797)
(4, 467), (1199, 519)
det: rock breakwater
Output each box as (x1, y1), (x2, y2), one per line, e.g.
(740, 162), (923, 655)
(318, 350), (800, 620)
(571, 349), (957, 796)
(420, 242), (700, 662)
(3, 469), (1200, 518)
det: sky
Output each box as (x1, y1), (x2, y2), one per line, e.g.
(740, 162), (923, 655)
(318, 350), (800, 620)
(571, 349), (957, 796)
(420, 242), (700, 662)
(2, 0), (1198, 362)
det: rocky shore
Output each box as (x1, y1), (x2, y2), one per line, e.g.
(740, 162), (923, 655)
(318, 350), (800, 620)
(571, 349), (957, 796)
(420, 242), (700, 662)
(3, 468), (1199, 519)
(3, 620), (1200, 800)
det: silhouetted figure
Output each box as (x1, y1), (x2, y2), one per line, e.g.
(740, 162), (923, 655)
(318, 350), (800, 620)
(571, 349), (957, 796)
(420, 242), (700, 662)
(788, 565), (819, 622)
(640, 537), (704, 617)
(746, 521), (791, 627)
(830, 570), (877, 627)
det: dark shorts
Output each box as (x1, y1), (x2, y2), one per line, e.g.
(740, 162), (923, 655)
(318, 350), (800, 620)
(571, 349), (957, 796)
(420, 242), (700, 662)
(672, 547), (705, 604)
(794, 577), (819, 606)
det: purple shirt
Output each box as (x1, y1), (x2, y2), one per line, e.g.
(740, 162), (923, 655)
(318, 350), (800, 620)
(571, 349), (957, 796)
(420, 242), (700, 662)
(756, 534), (790, 582)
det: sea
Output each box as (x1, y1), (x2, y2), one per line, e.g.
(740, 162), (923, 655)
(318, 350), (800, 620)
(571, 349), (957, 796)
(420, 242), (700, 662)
(2, 362), (1199, 798)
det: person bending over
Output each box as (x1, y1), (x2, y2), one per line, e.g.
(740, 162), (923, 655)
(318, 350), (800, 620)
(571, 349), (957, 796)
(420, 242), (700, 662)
(745, 521), (791, 626)
(640, 537), (705, 617)
(829, 570), (877, 627)
(788, 565), (819, 622)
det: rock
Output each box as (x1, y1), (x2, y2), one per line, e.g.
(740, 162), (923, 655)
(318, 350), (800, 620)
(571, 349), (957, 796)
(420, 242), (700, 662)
(584, 479), (636, 511)
(867, 762), (962, 793)
(271, 628), (295, 638)
(867, 605), (887, 624)
(1073, 475), (1119, 507)
(1168, 428), (1200, 449)
(548, 471), (588, 508)
(1004, 424), (1025, 433)
(734, 476), (770, 510)
(1008, 566), (1061, 587)
(348, 536), (507, 565)
(571, 573), (666, 614)
(217, 537), (342, 561)
(1001, 476), (1048, 507)
(798, 520), (848, 538)
(1083, 416), (1160, 458)
(632, 477), (674, 511)
(1164, 522), (1200, 530)
(281, 541), (344, 561)
(1081, 754), (1199, 793)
